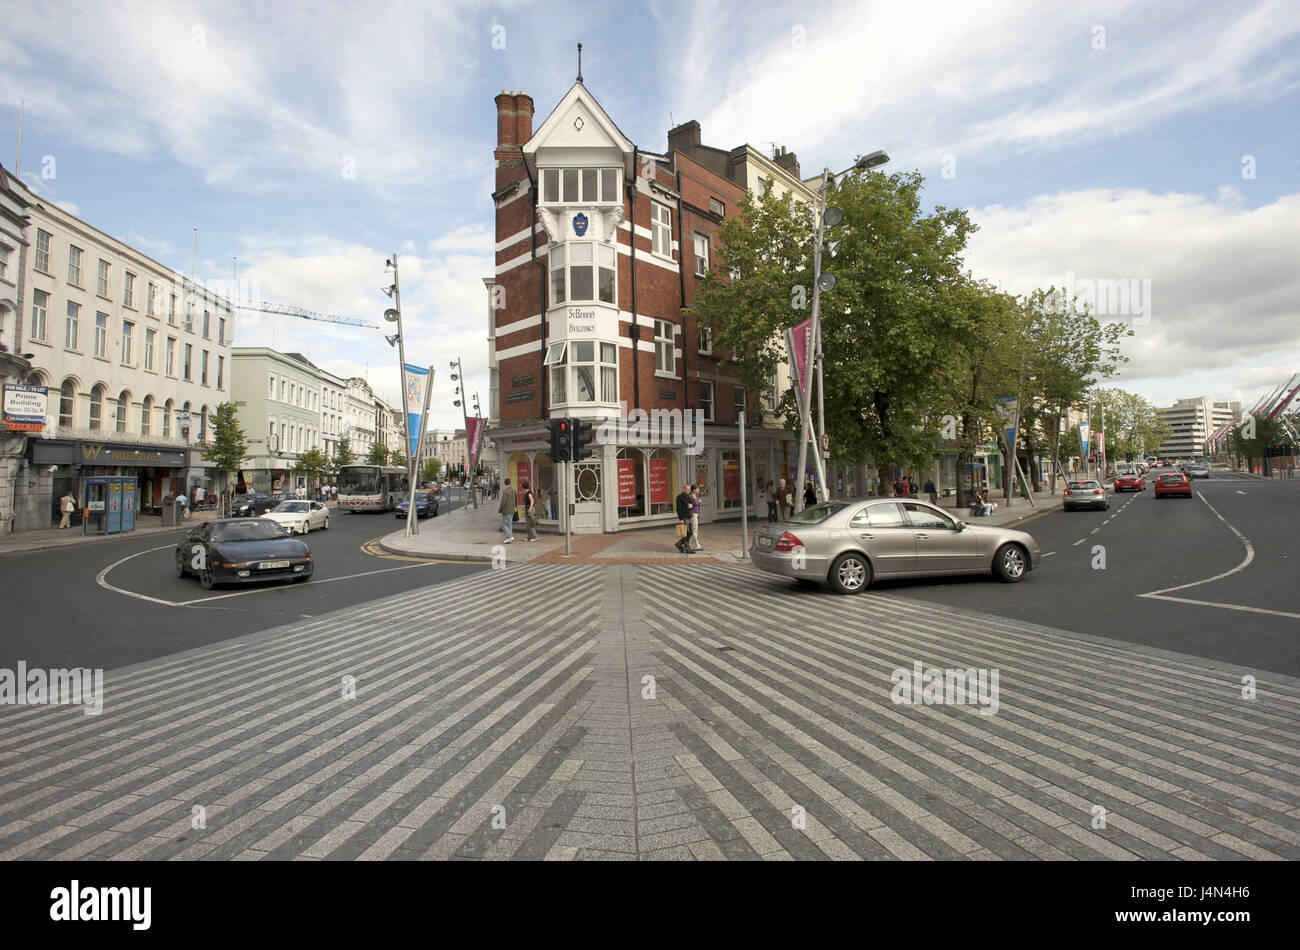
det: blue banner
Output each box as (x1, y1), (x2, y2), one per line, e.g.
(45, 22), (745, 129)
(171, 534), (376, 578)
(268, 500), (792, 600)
(403, 363), (431, 459)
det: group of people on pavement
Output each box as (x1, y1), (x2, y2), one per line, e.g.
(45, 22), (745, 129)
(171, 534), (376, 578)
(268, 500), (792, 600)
(497, 477), (540, 544)
(674, 483), (704, 554)
(764, 478), (796, 523)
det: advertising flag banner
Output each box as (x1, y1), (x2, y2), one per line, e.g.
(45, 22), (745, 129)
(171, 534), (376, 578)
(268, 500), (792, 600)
(784, 318), (814, 416)
(402, 364), (431, 458)
(1078, 421), (1090, 457)
(617, 459), (637, 506)
(3, 385), (49, 432)
(649, 458), (669, 504)
(466, 416), (485, 472)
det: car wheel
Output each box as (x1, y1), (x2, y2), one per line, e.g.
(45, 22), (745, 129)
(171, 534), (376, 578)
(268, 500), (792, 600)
(323, 517), (329, 530)
(175, 553), (187, 577)
(828, 552), (871, 595)
(993, 543), (1028, 582)
(198, 569), (215, 590)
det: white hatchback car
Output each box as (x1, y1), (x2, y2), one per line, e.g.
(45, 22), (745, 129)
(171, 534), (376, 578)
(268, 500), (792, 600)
(261, 500), (330, 534)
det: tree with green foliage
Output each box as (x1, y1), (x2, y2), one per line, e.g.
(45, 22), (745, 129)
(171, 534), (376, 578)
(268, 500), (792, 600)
(333, 437), (355, 469)
(389, 448), (407, 470)
(365, 442), (389, 466)
(293, 447), (330, 496)
(692, 169), (977, 482)
(201, 403), (248, 517)
(421, 458), (442, 484)
(1230, 414), (1286, 476)
(1088, 388), (1170, 469)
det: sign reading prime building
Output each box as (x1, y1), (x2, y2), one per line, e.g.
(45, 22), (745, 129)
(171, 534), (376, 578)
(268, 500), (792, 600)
(2, 384), (49, 432)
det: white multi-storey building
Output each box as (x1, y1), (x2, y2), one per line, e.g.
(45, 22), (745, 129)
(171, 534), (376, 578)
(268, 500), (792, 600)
(344, 377), (378, 457)
(8, 179), (233, 531)
(1157, 397), (1240, 459)
(320, 368), (348, 460)
(231, 348), (323, 493)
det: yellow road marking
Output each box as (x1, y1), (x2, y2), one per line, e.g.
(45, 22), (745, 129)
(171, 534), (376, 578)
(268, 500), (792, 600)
(361, 536), (462, 564)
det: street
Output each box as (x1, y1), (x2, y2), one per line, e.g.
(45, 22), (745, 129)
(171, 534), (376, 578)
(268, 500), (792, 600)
(0, 496), (483, 672)
(1, 473), (1297, 861)
(879, 470), (1300, 676)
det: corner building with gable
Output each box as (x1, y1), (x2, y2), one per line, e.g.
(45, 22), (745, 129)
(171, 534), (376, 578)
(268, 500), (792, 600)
(487, 79), (800, 534)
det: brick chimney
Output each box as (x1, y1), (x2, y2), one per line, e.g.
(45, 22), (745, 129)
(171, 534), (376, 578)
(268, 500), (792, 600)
(668, 120), (701, 154)
(773, 145), (800, 178)
(494, 89), (535, 151)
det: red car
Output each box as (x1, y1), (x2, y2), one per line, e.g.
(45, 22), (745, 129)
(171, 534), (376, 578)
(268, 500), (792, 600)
(1154, 473), (1193, 498)
(1113, 474), (1145, 492)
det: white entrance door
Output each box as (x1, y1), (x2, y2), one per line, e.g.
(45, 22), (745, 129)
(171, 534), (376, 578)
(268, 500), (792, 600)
(570, 460), (603, 533)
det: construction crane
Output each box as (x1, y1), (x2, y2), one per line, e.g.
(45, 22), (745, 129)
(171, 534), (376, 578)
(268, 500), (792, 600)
(235, 301), (380, 329)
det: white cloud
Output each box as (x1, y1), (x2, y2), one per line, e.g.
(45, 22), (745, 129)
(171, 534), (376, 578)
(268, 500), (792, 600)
(964, 187), (1300, 405)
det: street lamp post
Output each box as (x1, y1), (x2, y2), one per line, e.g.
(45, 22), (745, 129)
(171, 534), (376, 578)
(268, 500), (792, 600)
(795, 150), (888, 511)
(450, 356), (478, 510)
(384, 255), (420, 538)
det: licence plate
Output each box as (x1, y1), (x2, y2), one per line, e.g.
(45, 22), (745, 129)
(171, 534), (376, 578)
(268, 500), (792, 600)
(258, 560), (291, 570)
(757, 536), (772, 550)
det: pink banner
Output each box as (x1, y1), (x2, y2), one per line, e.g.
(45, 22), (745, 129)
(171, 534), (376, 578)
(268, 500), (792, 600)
(466, 416), (485, 469)
(649, 459), (669, 505)
(617, 459), (637, 506)
(787, 317), (813, 396)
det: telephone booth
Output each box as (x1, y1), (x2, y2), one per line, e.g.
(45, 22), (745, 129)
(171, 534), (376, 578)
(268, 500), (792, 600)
(83, 477), (138, 535)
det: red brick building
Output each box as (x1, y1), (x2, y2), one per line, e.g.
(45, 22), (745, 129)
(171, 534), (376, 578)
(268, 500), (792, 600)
(486, 80), (797, 533)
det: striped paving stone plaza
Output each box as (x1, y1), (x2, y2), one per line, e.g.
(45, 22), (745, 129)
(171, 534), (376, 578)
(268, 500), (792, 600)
(1, 562), (1298, 860)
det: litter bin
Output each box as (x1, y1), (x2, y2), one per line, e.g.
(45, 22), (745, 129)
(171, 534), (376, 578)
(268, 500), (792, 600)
(162, 498), (177, 527)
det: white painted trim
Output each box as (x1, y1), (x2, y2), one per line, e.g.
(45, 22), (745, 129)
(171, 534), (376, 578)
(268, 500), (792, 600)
(495, 248), (536, 276)
(614, 242), (679, 274)
(494, 182), (531, 210)
(496, 339), (545, 362)
(495, 223), (546, 254)
(494, 313), (543, 338)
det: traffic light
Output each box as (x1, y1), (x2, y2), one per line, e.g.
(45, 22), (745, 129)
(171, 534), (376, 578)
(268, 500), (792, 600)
(572, 418), (596, 461)
(549, 418), (572, 462)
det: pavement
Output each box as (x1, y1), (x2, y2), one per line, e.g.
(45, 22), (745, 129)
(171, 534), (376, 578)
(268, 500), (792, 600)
(3, 559), (1296, 861)
(380, 487), (1058, 564)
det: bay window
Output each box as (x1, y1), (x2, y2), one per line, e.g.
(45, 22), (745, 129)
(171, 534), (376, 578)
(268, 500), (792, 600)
(545, 339), (619, 405)
(541, 167), (621, 204)
(549, 242), (616, 305)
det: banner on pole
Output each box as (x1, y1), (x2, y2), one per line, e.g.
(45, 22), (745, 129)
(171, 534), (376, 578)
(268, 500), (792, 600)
(466, 416), (486, 473)
(1078, 421), (1090, 458)
(784, 318), (813, 412)
(403, 363), (431, 459)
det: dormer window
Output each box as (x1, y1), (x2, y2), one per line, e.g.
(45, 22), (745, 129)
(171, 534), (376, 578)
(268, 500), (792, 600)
(541, 167), (621, 204)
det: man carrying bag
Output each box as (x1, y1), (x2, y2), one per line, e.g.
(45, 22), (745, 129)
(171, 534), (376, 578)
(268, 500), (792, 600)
(674, 483), (694, 554)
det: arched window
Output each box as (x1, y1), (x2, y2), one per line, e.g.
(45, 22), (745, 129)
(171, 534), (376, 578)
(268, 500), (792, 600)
(140, 395), (154, 436)
(116, 390), (132, 433)
(181, 401), (192, 442)
(59, 378), (77, 429)
(89, 385), (106, 431)
(199, 405), (208, 442)
(163, 399), (174, 438)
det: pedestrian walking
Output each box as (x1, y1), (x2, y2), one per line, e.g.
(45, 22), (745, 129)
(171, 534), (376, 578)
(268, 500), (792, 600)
(924, 477), (938, 505)
(803, 481), (816, 508)
(765, 480), (778, 523)
(674, 483), (694, 553)
(175, 491), (189, 522)
(498, 477), (517, 543)
(59, 490), (77, 529)
(521, 479), (540, 542)
(689, 484), (703, 552)
(777, 477), (794, 521)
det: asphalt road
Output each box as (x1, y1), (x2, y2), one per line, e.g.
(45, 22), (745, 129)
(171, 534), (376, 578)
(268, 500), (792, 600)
(0, 497), (485, 673)
(871, 470), (1300, 676)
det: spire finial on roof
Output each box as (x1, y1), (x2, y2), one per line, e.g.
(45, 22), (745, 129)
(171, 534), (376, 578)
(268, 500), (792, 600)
(577, 43), (583, 83)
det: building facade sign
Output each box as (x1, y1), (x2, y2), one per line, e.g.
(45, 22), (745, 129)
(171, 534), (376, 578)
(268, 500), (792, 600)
(3, 385), (49, 432)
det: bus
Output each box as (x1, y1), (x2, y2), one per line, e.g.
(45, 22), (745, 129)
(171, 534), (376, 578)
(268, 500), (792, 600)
(337, 464), (409, 512)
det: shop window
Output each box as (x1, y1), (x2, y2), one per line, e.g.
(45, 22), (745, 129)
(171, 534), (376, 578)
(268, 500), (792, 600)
(719, 450), (742, 509)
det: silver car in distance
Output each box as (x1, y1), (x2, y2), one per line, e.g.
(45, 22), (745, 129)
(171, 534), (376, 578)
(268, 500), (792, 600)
(750, 498), (1041, 595)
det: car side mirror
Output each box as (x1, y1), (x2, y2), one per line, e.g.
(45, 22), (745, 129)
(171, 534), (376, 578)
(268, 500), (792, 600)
(954, 520), (966, 531)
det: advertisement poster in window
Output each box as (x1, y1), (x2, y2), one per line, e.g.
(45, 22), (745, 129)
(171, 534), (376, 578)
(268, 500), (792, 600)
(723, 459), (740, 501)
(649, 458), (669, 504)
(617, 459), (637, 506)
(516, 460), (532, 489)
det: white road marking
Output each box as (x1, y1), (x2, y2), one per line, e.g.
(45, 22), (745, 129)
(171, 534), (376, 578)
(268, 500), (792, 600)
(1139, 594), (1300, 620)
(97, 544), (444, 608)
(1235, 490), (1247, 495)
(1136, 492), (1275, 617)
(1072, 538), (1086, 546)
(1042, 551), (1057, 557)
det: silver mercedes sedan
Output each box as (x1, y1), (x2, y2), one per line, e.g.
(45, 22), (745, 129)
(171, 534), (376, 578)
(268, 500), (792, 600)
(750, 498), (1041, 594)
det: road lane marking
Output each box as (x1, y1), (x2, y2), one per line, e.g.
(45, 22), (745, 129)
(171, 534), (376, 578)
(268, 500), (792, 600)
(97, 543), (454, 608)
(1072, 538), (1086, 546)
(1235, 490), (1247, 495)
(1135, 491), (1279, 617)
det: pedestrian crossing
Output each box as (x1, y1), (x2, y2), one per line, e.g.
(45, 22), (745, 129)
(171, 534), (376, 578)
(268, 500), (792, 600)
(1, 561), (1296, 860)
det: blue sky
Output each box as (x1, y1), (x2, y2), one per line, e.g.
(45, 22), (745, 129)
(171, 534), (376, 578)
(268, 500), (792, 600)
(3, 0), (1298, 425)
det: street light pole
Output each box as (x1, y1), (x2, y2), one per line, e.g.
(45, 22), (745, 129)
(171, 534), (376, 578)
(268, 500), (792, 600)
(384, 255), (419, 538)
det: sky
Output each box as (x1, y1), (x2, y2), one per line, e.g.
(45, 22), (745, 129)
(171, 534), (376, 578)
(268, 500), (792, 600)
(3, 0), (1298, 426)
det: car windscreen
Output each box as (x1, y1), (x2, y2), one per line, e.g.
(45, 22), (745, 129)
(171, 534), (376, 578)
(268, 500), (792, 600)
(1067, 482), (1098, 490)
(787, 503), (849, 524)
(212, 521), (289, 543)
(274, 502), (308, 512)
